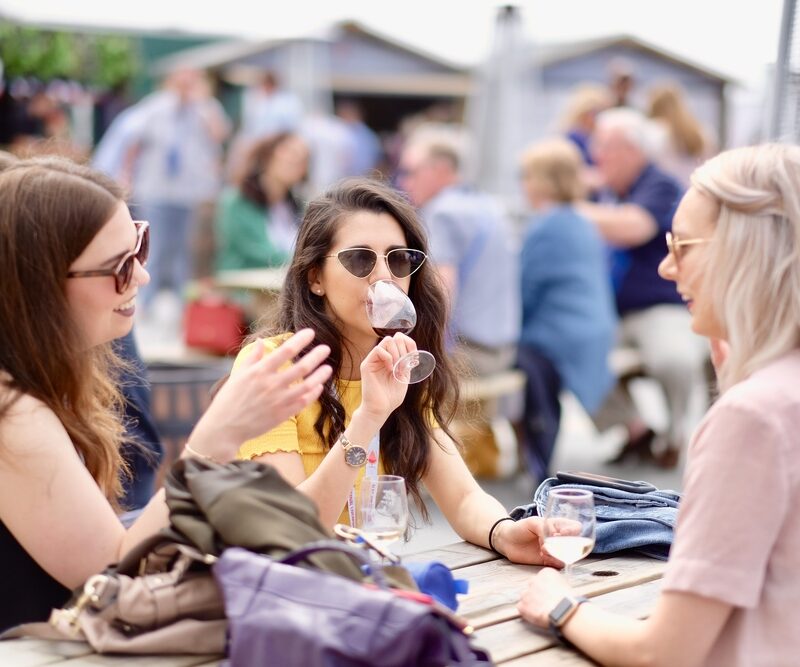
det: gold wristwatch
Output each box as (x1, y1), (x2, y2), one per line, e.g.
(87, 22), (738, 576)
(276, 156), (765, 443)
(340, 434), (368, 467)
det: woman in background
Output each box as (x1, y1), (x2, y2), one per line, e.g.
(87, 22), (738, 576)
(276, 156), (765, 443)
(215, 132), (309, 270)
(647, 83), (714, 187)
(516, 138), (617, 484)
(558, 83), (614, 194)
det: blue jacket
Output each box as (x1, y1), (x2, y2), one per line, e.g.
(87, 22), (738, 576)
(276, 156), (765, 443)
(518, 206), (617, 413)
(511, 477), (681, 560)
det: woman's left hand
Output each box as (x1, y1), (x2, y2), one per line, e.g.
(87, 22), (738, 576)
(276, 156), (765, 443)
(517, 568), (575, 628)
(492, 517), (564, 567)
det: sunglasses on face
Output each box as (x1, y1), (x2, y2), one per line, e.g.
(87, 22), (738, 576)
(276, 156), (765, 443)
(325, 247), (427, 280)
(67, 221), (150, 294)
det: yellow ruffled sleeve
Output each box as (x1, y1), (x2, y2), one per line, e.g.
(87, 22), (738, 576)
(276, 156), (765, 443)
(234, 334), (301, 460)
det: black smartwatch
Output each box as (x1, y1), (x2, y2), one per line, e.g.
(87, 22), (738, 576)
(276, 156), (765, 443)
(548, 595), (589, 644)
(340, 434), (368, 468)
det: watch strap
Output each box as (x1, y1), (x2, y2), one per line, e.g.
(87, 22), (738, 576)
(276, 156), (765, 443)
(548, 595), (589, 645)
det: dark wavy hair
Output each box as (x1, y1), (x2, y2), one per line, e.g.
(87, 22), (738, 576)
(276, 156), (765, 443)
(252, 177), (461, 514)
(237, 132), (304, 213)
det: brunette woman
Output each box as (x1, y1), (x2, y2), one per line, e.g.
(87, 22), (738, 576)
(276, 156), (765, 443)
(0, 157), (331, 631)
(233, 178), (562, 565)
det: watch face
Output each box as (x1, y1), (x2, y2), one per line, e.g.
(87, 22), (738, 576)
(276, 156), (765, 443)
(344, 446), (368, 467)
(548, 597), (576, 627)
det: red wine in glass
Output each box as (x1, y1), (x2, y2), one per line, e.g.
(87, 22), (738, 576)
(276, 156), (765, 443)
(366, 280), (435, 384)
(372, 321), (414, 337)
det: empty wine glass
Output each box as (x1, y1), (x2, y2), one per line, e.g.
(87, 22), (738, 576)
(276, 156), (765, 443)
(366, 280), (435, 384)
(542, 489), (596, 579)
(357, 475), (409, 553)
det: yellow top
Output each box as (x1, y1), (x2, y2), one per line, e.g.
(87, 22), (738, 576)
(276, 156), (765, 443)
(234, 334), (386, 524)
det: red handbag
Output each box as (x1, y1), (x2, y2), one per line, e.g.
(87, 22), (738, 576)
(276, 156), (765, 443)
(183, 296), (247, 356)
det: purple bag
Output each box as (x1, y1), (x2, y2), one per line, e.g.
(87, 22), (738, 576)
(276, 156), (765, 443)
(214, 543), (494, 667)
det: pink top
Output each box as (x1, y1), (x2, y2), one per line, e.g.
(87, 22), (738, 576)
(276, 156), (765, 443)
(662, 350), (800, 666)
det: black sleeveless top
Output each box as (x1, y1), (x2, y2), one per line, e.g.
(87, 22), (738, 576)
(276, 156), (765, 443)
(0, 519), (71, 632)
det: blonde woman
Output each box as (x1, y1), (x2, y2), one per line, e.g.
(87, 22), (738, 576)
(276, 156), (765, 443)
(517, 138), (617, 482)
(518, 143), (800, 666)
(560, 84), (614, 165)
(647, 83), (715, 187)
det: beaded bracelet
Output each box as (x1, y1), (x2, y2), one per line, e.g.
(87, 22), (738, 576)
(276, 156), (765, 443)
(184, 443), (222, 464)
(488, 516), (515, 555)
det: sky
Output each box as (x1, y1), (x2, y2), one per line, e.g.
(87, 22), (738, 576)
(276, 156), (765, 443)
(0, 0), (785, 88)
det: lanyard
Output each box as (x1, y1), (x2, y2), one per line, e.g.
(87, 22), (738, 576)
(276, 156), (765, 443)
(346, 432), (380, 526)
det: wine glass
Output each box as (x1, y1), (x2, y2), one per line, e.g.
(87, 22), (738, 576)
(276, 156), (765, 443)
(366, 279), (436, 384)
(542, 489), (596, 579)
(357, 475), (409, 554)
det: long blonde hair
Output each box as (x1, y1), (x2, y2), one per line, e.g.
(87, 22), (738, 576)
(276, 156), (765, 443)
(647, 84), (707, 158)
(692, 144), (800, 391)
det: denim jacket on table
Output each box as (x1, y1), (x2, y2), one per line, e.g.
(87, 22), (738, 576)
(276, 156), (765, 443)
(510, 477), (681, 560)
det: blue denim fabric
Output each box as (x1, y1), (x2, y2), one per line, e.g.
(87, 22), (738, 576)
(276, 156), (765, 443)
(510, 477), (681, 560)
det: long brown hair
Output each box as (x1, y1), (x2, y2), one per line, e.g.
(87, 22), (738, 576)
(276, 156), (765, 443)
(253, 178), (461, 513)
(238, 132), (304, 213)
(0, 157), (129, 503)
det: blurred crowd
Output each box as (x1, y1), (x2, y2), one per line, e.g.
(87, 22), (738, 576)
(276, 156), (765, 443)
(0, 59), (717, 484)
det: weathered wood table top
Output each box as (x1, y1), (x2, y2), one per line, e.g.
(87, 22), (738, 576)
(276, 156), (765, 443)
(1, 541), (664, 666)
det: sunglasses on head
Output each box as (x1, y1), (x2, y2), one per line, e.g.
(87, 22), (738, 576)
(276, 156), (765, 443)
(67, 221), (150, 294)
(326, 247), (427, 280)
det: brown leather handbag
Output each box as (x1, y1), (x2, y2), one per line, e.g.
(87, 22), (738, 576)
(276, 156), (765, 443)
(0, 460), (391, 654)
(2, 536), (226, 654)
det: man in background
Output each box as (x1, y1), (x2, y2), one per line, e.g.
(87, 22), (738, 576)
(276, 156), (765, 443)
(398, 133), (520, 377)
(579, 107), (708, 467)
(122, 68), (230, 319)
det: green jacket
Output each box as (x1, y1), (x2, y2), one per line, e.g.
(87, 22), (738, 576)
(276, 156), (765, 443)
(214, 188), (290, 271)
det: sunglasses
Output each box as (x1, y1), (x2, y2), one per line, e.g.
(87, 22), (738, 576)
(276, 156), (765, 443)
(326, 247), (427, 280)
(67, 221), (150, 294)
(665, 231), (710, 268)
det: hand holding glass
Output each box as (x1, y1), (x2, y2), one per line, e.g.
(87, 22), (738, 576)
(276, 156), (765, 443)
(542, 489), (596, 578)
(366, 280), (435, 383)
(357, 475), (409, 547)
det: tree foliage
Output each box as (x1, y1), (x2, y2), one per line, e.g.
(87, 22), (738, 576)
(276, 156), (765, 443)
(0, 24), (138, 87)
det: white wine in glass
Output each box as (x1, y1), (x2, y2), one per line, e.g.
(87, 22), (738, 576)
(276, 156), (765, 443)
(542, 489), (596, 578)
(357, 475), (409, 550)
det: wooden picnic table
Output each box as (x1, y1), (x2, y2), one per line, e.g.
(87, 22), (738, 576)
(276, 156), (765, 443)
(0, 540), (664, 666)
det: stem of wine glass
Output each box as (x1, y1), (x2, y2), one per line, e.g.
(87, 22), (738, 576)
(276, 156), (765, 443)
(393, 350), (435, 384)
